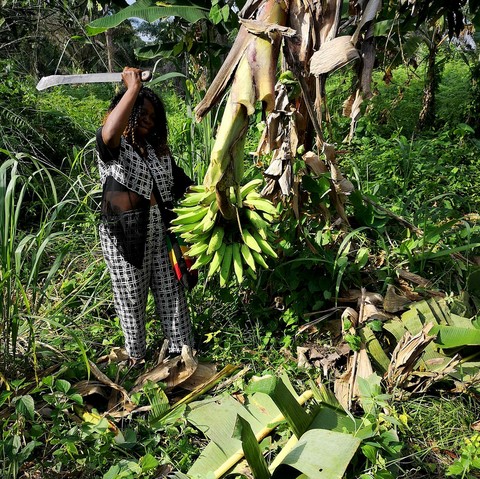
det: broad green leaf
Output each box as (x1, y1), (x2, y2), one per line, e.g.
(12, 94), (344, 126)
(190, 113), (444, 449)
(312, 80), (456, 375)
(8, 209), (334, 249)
(15, 395), (35, 420)
(355, 247), (370, 269)
(86, 0), (209, 36)
(187, 394), (266, 477)
(383, 319), (407, 342)
(187, 380), (301, 478)
(0, 390), (12, 407)
(187, 394), (264, 446)
(271, 429), (361, 479)
(308, 404), (363, 435)
(399, 303), (444, 363)
(245, 375), (311, 438)
(359, 325), (390, 374)
(234, 416), (271, 479)
(361, 443), (377, 463)
(139, 453), (159, 472)
(448, 313), (478, 329)
(432, 325), (480, 348)
(55, 379), (71, 394)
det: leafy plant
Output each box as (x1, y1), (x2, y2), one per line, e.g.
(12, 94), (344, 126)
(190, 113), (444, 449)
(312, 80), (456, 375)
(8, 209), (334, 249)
(446, 433), (480, 478)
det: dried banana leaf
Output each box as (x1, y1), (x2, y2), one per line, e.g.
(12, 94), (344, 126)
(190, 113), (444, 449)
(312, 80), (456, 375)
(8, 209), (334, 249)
(310, 36), (359, 76)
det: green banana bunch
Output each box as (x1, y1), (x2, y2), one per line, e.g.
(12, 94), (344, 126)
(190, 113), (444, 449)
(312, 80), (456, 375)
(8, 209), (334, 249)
(170, 181), (279, 286)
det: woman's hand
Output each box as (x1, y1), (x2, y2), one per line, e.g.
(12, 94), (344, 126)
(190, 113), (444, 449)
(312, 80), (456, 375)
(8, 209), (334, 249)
(121, 67), (143, 92)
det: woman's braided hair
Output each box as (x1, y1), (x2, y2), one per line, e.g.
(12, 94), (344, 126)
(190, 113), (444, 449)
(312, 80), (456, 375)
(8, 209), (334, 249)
(104, 87), (170, 156)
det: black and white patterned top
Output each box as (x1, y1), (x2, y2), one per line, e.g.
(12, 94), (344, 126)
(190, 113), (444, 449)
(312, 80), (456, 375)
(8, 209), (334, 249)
(97, 134), (174, 204)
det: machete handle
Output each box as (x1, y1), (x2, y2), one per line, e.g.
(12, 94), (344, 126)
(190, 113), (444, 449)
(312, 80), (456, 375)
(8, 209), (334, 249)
(141, 71), (152, 82)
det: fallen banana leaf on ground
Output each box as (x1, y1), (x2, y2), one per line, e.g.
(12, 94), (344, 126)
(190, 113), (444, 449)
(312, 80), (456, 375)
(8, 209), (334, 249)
(178, 362), (218, 391)
(385, 322), (436, 392)
(186, 374), (313, 478)
(359, 296), (479, 394)
(432, 324), (480, 348)
(334, 346), (373, 410)
(185, 373), (364, 479)
(271, 429), (361, 479)
(234, 415), (271, 479)
(131, 345), (197, 393)
(87, 360), (131, 403)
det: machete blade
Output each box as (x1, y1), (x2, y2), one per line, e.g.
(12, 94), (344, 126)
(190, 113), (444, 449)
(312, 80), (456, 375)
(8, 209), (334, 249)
(36, 71), (152, 91)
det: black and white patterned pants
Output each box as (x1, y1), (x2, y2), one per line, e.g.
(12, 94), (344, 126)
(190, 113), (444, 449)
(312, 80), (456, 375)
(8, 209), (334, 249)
(99, 204), (193, 359)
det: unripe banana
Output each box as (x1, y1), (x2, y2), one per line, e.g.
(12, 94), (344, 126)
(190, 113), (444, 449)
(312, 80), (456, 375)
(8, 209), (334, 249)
(243, 196), (278, 216)
(245, 209), (269, 240)
(170, 207), (208, 225)
(188, 185), (207, 193)
(251, 250), (269, 269)
(180, 230), (211, 244)
(252, 230), (278, 258)
(219, 244), (233, 287)
(191, 201), (218, 234)
(170, 222), (204, 234)
(232, 242), (244, 284)
(242, 229), (262, 253)
(208, 243), (226, 277)
(190, 251), (213, 270)
(262, 213), (275, 223)
(241, 243), (256, 271)
(180, 190), (216, 207)
(172, 204), (205, 215)
(207, 226), (225, 255)
(202, 201), (219, 233)
(245, 266), (257, 280)
(185, 241), (209, 258)
(240, 178), (263, 199)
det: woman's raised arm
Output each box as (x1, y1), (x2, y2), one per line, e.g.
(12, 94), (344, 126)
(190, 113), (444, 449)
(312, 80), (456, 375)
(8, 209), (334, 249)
(101, 67), (143, 149)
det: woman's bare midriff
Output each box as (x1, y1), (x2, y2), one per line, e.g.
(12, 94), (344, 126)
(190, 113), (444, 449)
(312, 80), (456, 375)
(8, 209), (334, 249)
(107, 190), (157, 211)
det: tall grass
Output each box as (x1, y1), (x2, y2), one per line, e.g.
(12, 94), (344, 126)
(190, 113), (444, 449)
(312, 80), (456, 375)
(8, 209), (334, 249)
(0, 143), (109, 379)
(0, 155), (68, 372)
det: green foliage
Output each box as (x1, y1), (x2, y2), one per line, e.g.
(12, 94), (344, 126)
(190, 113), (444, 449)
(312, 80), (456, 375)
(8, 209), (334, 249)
(86, 0), (209, 36)
(446, 433), (480, 478)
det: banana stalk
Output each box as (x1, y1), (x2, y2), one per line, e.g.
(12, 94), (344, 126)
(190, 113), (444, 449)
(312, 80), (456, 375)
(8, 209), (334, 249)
(202, 0), (288, 220)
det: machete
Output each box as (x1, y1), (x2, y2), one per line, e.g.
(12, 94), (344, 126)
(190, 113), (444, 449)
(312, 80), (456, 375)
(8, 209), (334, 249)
(36, 70), (152, 91)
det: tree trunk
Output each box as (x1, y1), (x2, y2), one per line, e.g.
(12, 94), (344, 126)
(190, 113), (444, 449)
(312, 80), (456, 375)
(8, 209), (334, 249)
(105, 29), (114, 72)
(417, 31), (441, 130)
(467, 61), (480, 135)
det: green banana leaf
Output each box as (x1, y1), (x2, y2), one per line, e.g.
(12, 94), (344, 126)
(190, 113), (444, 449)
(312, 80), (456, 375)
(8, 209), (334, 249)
(186, 392), (282, 478)
(233, 416), (271, 479)
(245, 374), (311, 438)
(86, 0), (208, 36)
(270, 429), (361, 479)
(186, 374), (365, 479)
(431, 325), (480, 348)
(235, 407), (362, 479)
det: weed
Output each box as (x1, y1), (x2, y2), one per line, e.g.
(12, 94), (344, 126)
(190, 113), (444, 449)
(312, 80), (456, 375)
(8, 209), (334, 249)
(399, 394), (480, 477)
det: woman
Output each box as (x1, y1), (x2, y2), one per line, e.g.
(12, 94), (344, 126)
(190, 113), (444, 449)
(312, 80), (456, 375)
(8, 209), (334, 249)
(96, 66), (194, 365)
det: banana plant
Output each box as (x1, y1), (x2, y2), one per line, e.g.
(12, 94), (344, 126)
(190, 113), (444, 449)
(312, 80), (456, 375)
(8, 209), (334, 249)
(86, 0), (385, 286)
